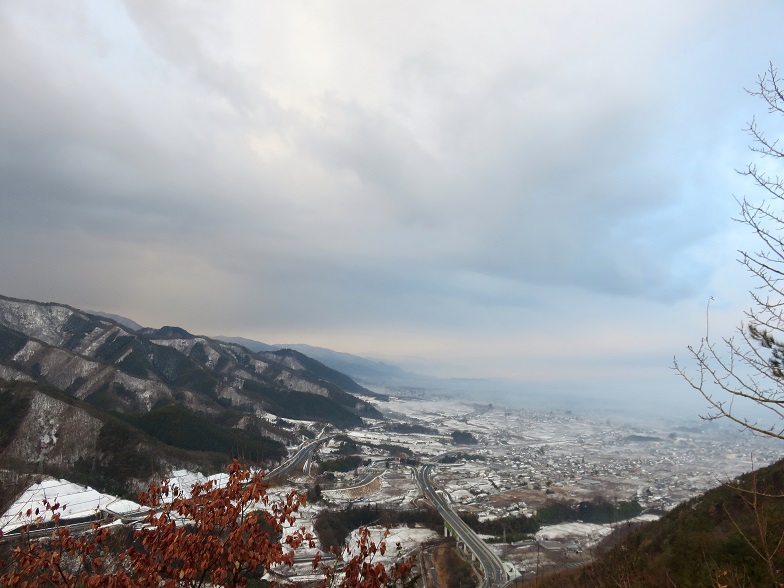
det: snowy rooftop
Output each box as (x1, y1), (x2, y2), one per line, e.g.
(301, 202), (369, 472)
(1, 478), (141, 534)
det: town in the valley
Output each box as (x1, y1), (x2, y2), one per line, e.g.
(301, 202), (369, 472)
(2, 394), (776, 585)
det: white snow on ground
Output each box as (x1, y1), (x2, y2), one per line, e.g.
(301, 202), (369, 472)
(163, 470), (206, 499)
(206, 472), (230, 488)
(322, 473), (383, 500)
(0, 470), (243, 535)
(103, 498), (144, 517)
(533, 514), (660, 548)
(450, 489), (475, 504)
(0, 479), (140, 534)
(342, 525), (439, 564)
(279, 502), (320, 559)
(160, 470), (232, 500)
(536, 521), (612, 544)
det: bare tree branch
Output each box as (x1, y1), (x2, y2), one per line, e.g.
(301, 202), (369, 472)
(676, 63), (784, 441)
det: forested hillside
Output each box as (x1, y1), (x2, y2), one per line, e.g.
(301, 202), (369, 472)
(538, 457), (784, 587)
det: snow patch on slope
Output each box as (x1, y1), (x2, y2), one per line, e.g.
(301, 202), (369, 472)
(2, 392), (102, 464)
(0, 300), (73, 347)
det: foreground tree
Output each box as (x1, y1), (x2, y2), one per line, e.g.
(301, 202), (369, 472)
(0, 461), (411, 587)
(318, 527), (416, 588)
(0, 461), (308, 587)
(675, 63), (784, 439)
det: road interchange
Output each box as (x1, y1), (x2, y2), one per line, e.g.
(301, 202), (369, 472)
(2, 435), (516, 587)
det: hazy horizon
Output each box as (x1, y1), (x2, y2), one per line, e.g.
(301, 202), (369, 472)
(2, 1), (784, 419)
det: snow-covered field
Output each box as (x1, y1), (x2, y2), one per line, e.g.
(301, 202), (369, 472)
(342, 525), (439, 563)
(536, 522), (613, 545)
(162, 469), (230, 500)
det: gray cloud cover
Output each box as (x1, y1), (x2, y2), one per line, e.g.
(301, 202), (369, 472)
(1, 0), (782, 414)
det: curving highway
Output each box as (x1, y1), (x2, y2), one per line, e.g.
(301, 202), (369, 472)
(415, 463), (512, 588)
(268, 436), (327, 481)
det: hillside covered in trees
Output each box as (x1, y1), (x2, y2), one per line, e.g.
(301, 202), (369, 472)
(537, 457), (784, 587)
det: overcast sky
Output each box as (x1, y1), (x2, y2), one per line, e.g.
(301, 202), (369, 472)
(2, 1), (784, 416)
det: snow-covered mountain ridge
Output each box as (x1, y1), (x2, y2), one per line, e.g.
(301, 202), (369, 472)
(0, 293), (384, 497)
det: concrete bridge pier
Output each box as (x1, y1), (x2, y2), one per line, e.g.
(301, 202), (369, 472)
(445, 524), (477, 563)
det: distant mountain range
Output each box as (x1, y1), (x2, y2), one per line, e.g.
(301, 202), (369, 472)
(90, 316), (571, 408)
(52, 307), (620, 414)
(213, 337), (426, 388)
(88, 312), (435, 392)
(0, 294), (386, 496)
